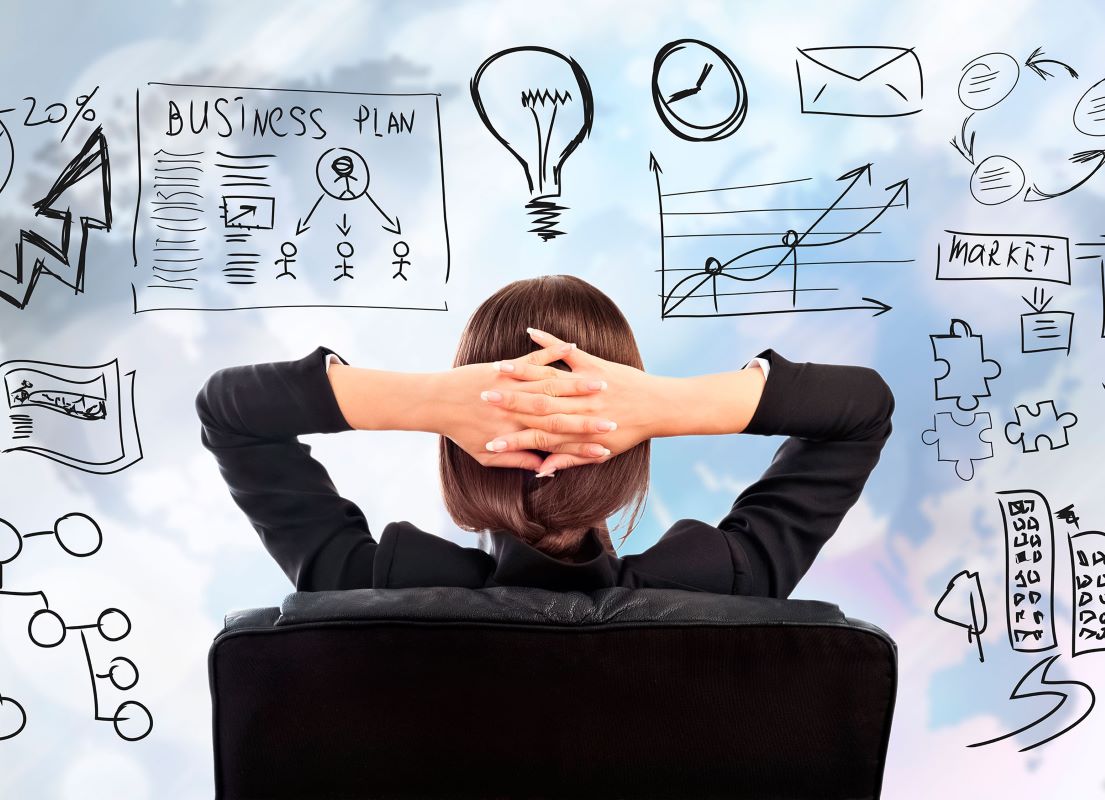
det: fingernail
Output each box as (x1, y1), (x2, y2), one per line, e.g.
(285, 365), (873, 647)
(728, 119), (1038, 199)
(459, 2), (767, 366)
(587, 380), (607, 391)
(485, 439), (507, 451)
(559, 343), (573, 354)
(480, 390), (502, 402)
(527, 327), (541, 336)
(591, 445), (611, 456)
(493, 361), (515, 373)
(597, 420), (617, 431)
(535, 468), (557, 478)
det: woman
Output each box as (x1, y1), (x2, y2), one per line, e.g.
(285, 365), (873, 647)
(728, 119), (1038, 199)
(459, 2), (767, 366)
(196, 275), (894, 598)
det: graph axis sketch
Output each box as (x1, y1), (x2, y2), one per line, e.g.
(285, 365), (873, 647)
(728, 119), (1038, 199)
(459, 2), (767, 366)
(130, 82), (451, 313)
(652, 155), (908, 319)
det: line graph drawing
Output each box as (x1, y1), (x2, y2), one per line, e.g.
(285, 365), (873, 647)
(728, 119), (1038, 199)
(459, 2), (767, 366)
(653, 155), (907, 318)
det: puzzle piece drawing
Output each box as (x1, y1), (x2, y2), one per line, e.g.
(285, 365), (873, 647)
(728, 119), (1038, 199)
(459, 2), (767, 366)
(931, 319), (1002, 411)
(1004, 401), (1078, 452)
(922, 411), (994, 480)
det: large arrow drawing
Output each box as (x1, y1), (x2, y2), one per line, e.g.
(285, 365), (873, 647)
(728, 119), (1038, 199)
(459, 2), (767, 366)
(968, 653), (1095, 752)
(1025, 150), (1105, 202)
(658, 160), (902, 317)
(0, 126), (111, 309)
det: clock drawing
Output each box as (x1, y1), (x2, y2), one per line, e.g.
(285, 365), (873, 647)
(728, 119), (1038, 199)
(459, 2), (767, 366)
(651, 38), (748, 142)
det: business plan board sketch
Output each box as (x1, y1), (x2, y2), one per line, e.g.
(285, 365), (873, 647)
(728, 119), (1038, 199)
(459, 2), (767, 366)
(131, 83), (450, 313)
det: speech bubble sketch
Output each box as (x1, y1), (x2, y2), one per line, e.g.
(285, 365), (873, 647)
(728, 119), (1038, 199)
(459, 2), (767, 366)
(958, 52), (1020, 111)
(0, 513), (151, 742)
(1073, 78), (1105, 136)
(132, 82), (449, 312)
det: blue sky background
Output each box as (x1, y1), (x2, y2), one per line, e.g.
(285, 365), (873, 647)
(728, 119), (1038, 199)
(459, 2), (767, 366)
(1, 1), (1104, 796)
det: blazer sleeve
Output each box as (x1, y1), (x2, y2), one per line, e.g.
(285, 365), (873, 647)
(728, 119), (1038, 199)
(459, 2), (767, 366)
(194, 346), (378, 591)
(717, 348), (895, 598)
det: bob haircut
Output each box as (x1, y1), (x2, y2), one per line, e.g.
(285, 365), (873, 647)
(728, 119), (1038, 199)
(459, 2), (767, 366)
(439, 275), (650, 558)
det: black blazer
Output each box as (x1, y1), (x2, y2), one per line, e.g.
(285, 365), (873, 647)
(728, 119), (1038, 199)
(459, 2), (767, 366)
(195, 347), (894, 599)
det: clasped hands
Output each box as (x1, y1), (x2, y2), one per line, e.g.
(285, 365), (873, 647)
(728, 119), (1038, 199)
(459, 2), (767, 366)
(438, 327), (666, 477)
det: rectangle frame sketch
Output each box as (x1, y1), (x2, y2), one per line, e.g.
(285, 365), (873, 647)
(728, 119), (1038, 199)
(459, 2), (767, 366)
(131, 82), (451, 313)
(2, 359), (142, 474)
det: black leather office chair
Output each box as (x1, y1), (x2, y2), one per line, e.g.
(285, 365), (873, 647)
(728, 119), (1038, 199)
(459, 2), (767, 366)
(209, 587), (896, 799)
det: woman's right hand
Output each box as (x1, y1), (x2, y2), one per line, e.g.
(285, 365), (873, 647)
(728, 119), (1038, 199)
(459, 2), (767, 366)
(481, 327), (674, 475)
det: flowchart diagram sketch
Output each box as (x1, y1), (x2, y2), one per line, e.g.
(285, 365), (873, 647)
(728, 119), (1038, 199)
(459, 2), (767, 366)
(131, 83), (450, 312)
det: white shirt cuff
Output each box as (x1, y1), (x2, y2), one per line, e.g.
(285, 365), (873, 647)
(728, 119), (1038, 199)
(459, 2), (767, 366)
(743, 356), (771, 378)
(324, 353), (347, 373)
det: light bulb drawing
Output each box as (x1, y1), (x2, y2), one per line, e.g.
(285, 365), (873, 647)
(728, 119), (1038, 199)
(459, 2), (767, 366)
(471, 45), (594, 242)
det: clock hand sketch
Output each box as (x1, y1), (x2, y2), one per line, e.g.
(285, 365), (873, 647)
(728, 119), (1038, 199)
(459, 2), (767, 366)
(667, 62), (714, 103)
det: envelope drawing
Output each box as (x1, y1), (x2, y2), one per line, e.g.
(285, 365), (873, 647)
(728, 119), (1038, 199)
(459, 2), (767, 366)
(796, 46), (923, 117)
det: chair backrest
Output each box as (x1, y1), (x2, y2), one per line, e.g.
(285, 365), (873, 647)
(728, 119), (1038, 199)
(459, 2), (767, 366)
(210, 587), (897, 800)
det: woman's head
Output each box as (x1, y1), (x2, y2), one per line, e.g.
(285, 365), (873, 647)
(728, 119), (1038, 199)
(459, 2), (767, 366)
(439, 275), (650, 558)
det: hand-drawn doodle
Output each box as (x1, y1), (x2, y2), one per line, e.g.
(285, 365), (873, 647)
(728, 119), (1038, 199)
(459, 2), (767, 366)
(0, 513), (151, 741)
(969, 155), (1025, 205)
(967, 653), (1094, 752)
(653, 156), (906, 318)
(1, 359), (142, 475)
(0, 125), (111, 310)
(1056, 503), (1080, 529)
(132, 82), (449, 312)
(930, 319), (1002, 411)
(0, 691), (25, 741)
(471, 46), (594, 242)
(1073, 78), (1105, 136)
(921, 412), (993, 481)
(1020, 288), (1073, 354)
(935, 231), (1070, 284)
(952, 49), (1086, 205)
(997, 490), (1056, 652)
(795, 46), (922, 117)
(958, 53), (1021, 110)
(1071, 245), (1105, 337)
(934, 569), (988, 662)
(1024, 150), (1105, 202)
(1004, 401), (1078, 453)
(1068, 531), (1105, 657)
(651, 39), (748, 141)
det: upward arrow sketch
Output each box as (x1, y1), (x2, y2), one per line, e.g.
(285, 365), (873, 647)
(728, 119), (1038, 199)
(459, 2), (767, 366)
(0, 126), (111, 309)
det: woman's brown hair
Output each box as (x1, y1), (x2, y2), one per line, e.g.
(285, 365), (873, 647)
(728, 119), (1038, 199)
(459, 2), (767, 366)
(439, 275), (650, 558)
